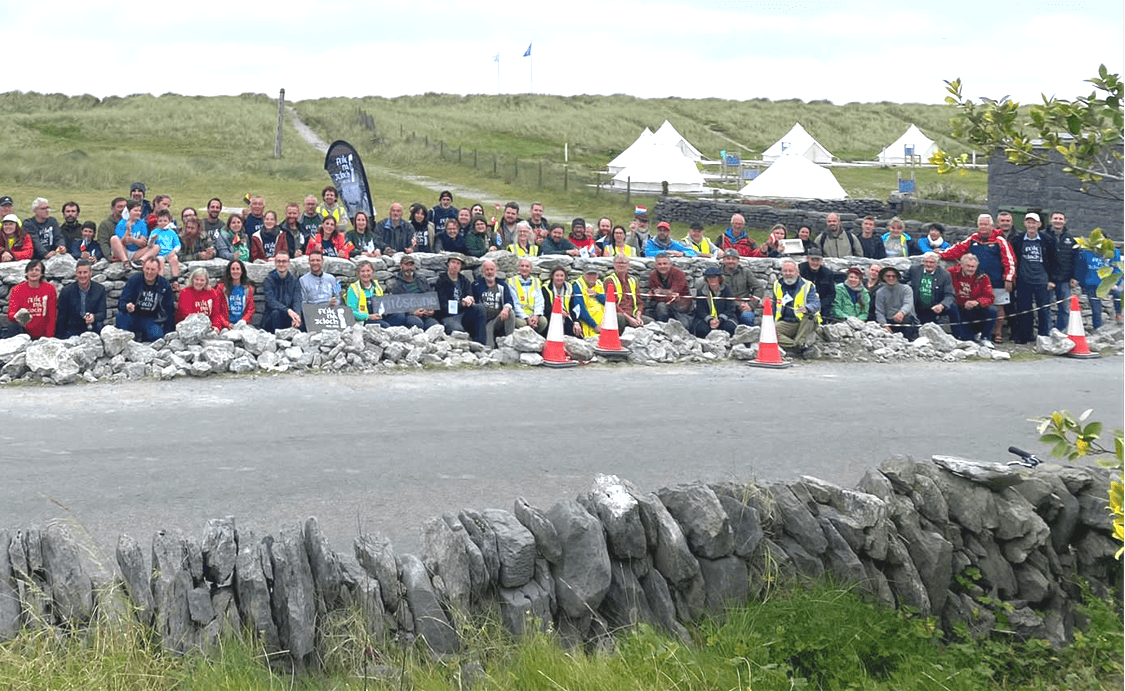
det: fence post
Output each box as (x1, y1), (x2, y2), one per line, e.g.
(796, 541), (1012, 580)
(274, 88), (285, 158)
(564, 166), (569, 191)
(400, 124), (403, 137)
(425, 135), (429, 147)
(459, 146), (462, 163)
(627, 177), (631, 205)
(493, 156), (497, 176)
(440, 141), (444, 158)
(514, 158), (518, 180)
(474, 150), (478, 168)
(596, 172), (600, 196)
(538, 161), (543, 188)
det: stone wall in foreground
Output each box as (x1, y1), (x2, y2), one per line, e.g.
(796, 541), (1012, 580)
(0, 460), (1119, 666)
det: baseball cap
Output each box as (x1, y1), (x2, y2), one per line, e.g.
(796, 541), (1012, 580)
(0, 196), (12, 206)
(1025, 212), (1041, 223)
(723, 249), (740, 258)
(656, 221), (671, 230)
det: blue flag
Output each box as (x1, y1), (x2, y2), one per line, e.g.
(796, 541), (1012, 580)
(493, 53), (499, 62)
(523, 42), (532, 57)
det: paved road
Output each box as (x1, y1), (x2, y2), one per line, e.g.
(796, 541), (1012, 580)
(1, 358), (1121, 560)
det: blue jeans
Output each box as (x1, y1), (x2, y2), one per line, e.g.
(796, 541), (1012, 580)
(738, 309), (756, 327)
(1052, 283), (1071, 331)
(1014, 283), (1051, 341)
(115, 311), (166, 342)
(1088, 287), (1122, 330)
(951, 305), (997, 341)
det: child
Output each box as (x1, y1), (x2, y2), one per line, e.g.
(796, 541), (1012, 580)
(68, 221), (105, 261)
(150, 209), (182, 283)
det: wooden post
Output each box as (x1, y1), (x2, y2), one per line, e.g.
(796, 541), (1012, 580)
(626, 177), (631, 205)
(474, 150), (478, 168)
(514, 158), (518, 180)
(440, 141), (444, 158)
(493, 156), (497, 176)
(458, 146), (462, 163)
(596, 172), (600, 196)
(564, 166), (568, 191)
(538, 161), (543, 188)
(274, 89), (285, 158)
(400, 124), (404, 137)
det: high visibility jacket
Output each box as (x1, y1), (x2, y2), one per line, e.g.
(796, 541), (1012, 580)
(508, 275), (543, 316)
(573, 278), (605, 337)
(682, 235), (716, 256)
(773, 279), (821, 323)
(607, 274), (640, 316)
(347, 279), (383, 321)
(506, 243), (539, 257)
(602, 244), (636, 257)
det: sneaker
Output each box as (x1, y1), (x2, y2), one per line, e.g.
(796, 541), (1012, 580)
(130, 260), (143, 270)
(14, 308), (30, 326)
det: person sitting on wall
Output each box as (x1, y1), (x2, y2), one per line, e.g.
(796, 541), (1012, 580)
(881, 217), (915, 258)
(435, 254), (485, 341)
(346, 258), (396, 328)
(568, 217), (597, 256)
(905, 252), (955, 326)
(571, 267), (606, 338)
(721, 249), (763, 327)
(507, 221), (540, 257)
(874, 266), (918, 340)
(682, 221), (718, 258)
(798, 248), (837, 322)
(916, 223), (951, 253)
(56, 258), (107, 338)
(647, 252), (693, 329)
(772, 258), (821, 352)
(464, 214), (497, 258)
(217, 259), (255, 329)
(434, 218), (468, 254)
(832, 267), (870, 321)
(691, 265), (739, 337)
(4, 259), (57, 339)
(116, 257), (176, 342)
(388, 254), (439, 330)
(948, 254), (997, 342)
(607, 254), (643, 332)
(508, 257), (547, 334)
(176, 267), (223, 332)
(472, 259), (516, 346)
(261, 252), (303, 333)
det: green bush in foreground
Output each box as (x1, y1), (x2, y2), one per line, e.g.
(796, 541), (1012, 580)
(0, 583), (1120, 690)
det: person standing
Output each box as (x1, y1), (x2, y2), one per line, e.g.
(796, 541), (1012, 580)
(1009, 212), (1058, 343)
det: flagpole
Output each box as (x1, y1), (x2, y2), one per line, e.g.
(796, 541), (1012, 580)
(530, 53), (533, 93)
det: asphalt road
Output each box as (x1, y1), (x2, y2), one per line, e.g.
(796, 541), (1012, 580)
(2, 357), (1121, 560)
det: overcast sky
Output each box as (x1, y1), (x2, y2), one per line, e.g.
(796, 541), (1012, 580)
(11, 1), (1123, 105)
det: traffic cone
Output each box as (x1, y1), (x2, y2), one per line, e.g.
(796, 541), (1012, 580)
(541, 292), (578, 368)
(1064, 294), (1099, 359)
(594, 280), (628, 359)
(746, 297), (792, 369)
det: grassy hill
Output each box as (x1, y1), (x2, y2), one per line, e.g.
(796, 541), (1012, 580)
(0, 91), (985, 233)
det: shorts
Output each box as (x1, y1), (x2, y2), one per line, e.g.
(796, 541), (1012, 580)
(992, 287), (1010, 306)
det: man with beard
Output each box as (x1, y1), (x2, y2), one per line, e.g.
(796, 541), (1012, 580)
(772, 258), (821, 351)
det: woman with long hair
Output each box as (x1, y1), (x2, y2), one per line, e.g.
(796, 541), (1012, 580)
(407, 203), (435, 253)
(600, 225), (635, 257)
(218, 258), (255, 328)
(346, 211), (380, 258)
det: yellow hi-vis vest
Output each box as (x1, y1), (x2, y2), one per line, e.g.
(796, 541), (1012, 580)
(603, 244), (635, 257)
(573, 278), (605, 337)
(607, 274), (639, 316)
(348, 279), (384, 320)
(508, 275), (542, 314)
(506, 243), (540, 257)
(683, 235), (716, 256)
(773, 279), (822, 323)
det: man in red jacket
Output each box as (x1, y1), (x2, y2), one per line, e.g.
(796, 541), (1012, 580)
(6, 259), (56, 338)
(948, 254), (996, 342)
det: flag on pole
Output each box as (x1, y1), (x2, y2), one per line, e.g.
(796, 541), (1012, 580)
(523, 42), (532, 57)
(493, 53), (500, 62)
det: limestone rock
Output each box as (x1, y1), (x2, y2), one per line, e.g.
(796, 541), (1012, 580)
(633, 491), (700, 588)
(0, 530), (19, 640)
(482, 509), (537, 589)
(269, 524), (317, 663)
(354, 533), (402, 614)
(234, 530), (279, 652)
(546, 499), (612, 619)
(513, 497), (563, 564)
(421, 516), (473, 609)
(201, 517), (237, 587)
(304, 517), (345, 610)
(151, 529), (196, 652)
(400, 553), (460, 654)
(116, 533), (154, 626)
(176, 313), (213, 346)
(697, 556), (749, 612)
(578, 474), (647, 561)
(98, 325), (135, 357)
(39, 519), (111, 626)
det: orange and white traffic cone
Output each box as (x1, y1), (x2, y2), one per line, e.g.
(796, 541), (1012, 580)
(594, 280), (627, 359)
(746, 297), (792, 369)
(541, 292), (578, 368)
(1064, 294), (1099, 359)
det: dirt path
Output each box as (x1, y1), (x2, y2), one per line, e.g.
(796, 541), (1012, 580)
(286, 107), (583, 217)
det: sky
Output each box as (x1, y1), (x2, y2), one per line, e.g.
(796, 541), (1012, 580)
(10, 0), (1123, 105)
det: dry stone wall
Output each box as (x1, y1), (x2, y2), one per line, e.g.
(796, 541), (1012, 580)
(1, 252), (1121, 385)
(0, 459), (1119, 666)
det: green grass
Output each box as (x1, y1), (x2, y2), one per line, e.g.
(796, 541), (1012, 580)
(1, 583), (1119, 690)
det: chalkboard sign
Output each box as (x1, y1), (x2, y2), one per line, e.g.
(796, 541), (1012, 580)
(303, 303), (356, 332)
(368, 292), (439, 315)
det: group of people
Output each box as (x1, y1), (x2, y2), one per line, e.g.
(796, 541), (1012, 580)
(1, 185), (1119, 350)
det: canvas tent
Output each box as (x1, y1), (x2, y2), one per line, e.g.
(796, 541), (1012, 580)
(607, 127), (653, 175)
(762, 123), (834, 163)
(611, 142), (705, 194)
(651, 120), (704, 161)
(876, 124), (937, 164)
(738, 154), (847, 200)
